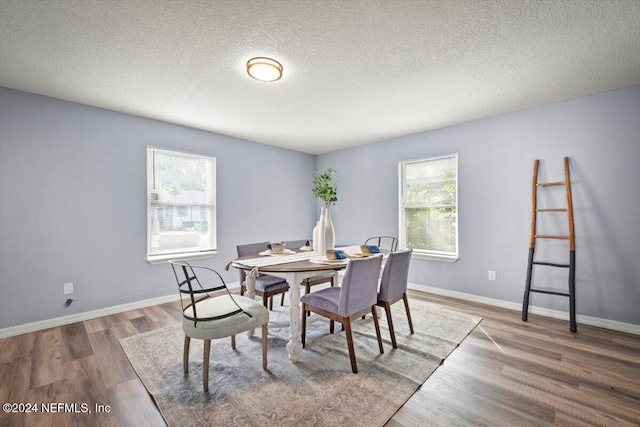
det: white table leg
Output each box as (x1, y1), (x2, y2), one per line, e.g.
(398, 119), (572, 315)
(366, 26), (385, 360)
(285, 272), (303, 361)
(238, 267), (341, 362)
(245, 273), (256, 338)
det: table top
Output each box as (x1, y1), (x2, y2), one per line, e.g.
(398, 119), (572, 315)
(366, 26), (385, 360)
(231, 245), (387, 273)
(231, 254), (348, 273)
(231, 246), (368, 273)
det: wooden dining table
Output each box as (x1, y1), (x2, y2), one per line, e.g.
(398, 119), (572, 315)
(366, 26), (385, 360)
(231, 250), (350, 362)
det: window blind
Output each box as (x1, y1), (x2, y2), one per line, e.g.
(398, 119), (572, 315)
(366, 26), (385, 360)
(400, 154), (458, 256)
(147, 147), (216, 260)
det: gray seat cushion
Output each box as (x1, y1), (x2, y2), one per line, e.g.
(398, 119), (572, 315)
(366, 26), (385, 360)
(300, 286), (341, 313)
(302, 256), (383, 316)
(244, 274), (290, 293)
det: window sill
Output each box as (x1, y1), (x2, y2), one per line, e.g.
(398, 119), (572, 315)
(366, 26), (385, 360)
(147, 250), (217, 265)
(411, 252), (458, 263)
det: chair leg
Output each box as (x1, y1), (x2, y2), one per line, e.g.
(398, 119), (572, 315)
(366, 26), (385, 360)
(269, 296), (274, 311)
(383, 302), (397, 349)
(262, 294), (269, 309)
(231, 335), (236, 349)
(306, 284), (311, 316)
(372, 306), (384, 354)
(329, 320), (344, 334)
(203, 339), (211, 392)
(402, 293), (414, 334)
(329, 319), (344, 333)
(183, 336), (190, 374)
(343, 317), (358, 373)
(280, 292), (285, 306)
(262, 324), (268, 370)
(301, 304), (307, 347)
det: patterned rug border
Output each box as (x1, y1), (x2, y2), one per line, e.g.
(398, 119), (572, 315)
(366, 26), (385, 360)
(120, 299), (481, 427)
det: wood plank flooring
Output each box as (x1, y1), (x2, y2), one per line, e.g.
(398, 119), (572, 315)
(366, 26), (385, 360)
(0, 291), (638, 426)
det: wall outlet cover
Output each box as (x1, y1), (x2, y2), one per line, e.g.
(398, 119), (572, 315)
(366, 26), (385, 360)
(63, 282), (74, 295)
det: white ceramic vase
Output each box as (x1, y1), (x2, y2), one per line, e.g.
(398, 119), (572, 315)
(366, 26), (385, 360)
(316, 207), (326, 255)
(312, 221), (319, 252)
(324, 206), (335, 250)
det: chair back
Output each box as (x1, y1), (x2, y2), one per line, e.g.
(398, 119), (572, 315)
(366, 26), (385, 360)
(281, 240), (309, 250)
(169, 260), (246, 326)
(379, 249), (412, 302)
(237, 241), (270, 257)
(364, 236), (399, 252)
(338, 255), (383, 316)
(236, 241), (270, 282)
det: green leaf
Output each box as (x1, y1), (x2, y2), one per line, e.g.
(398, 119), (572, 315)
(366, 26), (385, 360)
(312, 168), (338, 207)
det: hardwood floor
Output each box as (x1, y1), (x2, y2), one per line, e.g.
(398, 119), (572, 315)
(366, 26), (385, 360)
(390, 292), (640, 427)
(0, 291), (638, 426)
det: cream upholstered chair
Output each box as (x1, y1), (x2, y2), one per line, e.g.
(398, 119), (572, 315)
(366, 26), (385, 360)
(301, 255), (384, 373)
(169, 261), (269, 392)
(376, 249), (414, 348)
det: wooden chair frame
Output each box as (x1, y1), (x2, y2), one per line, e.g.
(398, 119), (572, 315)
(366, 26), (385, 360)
(183, 324), (268, 392)
(376, 292), (414, 349)
(239, 270), (289, 310)
(301, 303), (384, 374)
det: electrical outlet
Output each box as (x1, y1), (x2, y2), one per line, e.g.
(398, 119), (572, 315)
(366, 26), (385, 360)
(488, 270), (497, 281)
(63, 282), (74, 295)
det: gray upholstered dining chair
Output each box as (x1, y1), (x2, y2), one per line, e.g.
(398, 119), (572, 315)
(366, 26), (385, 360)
(301, 255), (385, 373)
(364, 236), (399, 252)
(376, 249), (414, 348)
(169, 260), (269, 392)
(237, 242), (290, 310)
(281, 239), (336, 294)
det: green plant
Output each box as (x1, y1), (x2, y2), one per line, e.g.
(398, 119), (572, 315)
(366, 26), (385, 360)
(312, 168), (338, 208)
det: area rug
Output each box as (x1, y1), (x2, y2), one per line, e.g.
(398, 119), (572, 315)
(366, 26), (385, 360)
(120, 298), (480, 426)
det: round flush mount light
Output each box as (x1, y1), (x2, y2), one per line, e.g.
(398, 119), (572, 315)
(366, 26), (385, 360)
(246, 57), (283, 82)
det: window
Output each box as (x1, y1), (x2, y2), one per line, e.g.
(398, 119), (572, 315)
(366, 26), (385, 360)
(147, 147), (216, 263)
(399, 154), (458, 261)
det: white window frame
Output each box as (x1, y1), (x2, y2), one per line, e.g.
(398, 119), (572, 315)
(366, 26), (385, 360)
(398, 153), (459, 262)
(147, 146), (217, 264)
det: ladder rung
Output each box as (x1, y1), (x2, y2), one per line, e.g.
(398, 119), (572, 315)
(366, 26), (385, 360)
(529, 289), (570, 297)
(533, 261), (570, 268)
(536, 208), (568, 212)
(535, 235), (570, 240)
(537, 181), (566, 187)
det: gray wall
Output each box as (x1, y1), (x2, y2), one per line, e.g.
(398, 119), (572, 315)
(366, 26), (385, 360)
(0, 87), (317, 329)
(2, 85), (639, 329)
(318, 85), (640, 325)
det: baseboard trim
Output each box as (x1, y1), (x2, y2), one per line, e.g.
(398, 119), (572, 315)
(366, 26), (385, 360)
(0, 283), (241, 339)
(408, 283), (640, 336)
(4, 283), (636, 339)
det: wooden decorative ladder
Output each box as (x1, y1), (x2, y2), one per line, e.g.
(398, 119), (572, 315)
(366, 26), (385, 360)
(522, 157), (577, 333)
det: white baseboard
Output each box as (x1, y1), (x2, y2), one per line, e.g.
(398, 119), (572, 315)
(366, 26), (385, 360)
(0, 283), (241, 339)
(408, 283), (640, 336)
(4, 283), (636, 339)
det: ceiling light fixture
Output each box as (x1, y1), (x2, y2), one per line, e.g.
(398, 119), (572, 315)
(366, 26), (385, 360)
(246, 57), (283, 82)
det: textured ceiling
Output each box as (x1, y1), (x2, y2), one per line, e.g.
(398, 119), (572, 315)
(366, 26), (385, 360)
(1, 0), (639, 154)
